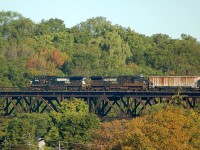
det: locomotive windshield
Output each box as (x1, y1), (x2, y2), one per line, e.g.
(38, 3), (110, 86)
(133, 76), (147, 84)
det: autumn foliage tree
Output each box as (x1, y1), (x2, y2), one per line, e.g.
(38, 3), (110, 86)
(51, 49), (69, 67)
(92, 106), (200, 150)
(27, 49), (69, 76)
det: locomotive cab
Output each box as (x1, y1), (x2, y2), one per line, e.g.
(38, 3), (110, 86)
(132, 75), (148, 91)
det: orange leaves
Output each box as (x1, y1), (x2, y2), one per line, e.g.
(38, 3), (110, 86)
(51, 49), (63, 67)
(27, 48), (69, 76)
(27, 58), (35, 68)
(51, 49), (69, 67)
(91, 120), (128, 150)
(92, 107), (200, 149)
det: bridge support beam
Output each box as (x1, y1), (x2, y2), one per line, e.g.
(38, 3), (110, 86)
(2, 96), (59, 116)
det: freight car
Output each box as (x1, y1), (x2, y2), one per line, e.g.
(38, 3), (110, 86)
(149, 76), (200, 91)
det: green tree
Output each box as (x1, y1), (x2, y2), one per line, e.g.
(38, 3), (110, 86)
(36, 18), (66, 36)
(71, 17), (113, 44)
(0, 11), (23, 25)
(4, 113), (51, 149)
(46, 98), (100, 149)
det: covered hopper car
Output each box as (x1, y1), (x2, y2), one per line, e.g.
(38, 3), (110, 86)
(149, 76), (200, 91)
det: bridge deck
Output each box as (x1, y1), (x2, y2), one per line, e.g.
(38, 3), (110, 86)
(0, 91), (199, 97)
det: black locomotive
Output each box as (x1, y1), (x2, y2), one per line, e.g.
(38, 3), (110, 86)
(30, 75), (148, 91)
(30, 75), (200, 91)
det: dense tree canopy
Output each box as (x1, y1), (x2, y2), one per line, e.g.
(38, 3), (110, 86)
(0, 10), (199, 87)
(92, 105), (200, 150)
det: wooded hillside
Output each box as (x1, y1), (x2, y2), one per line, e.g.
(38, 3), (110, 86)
(0, 11), (200, 87)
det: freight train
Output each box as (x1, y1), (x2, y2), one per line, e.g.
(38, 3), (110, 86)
(29, 75), (200, 91)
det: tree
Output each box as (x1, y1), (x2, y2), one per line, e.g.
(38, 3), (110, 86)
(51, 49), (69, 67)
(45, 98), (100, 149)
(4, 113), (51, 149)
(0, 11), (23, 25)
(36, 18), (66, 36)
(27, 48), (69, 76)
(92, 106), (200, 149)
(71, 17), (113, 44)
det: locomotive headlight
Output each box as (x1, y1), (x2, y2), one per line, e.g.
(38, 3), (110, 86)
(82, 78), (86, 85)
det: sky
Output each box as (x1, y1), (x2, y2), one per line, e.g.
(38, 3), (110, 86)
(1, 0), (200, 41)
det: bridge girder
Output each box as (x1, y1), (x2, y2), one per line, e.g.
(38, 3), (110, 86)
(0, 91), (199, 117)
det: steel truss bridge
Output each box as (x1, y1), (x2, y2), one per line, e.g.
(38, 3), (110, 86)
(0, 91), (199, 118)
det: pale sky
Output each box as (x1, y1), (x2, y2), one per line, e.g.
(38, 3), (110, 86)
(1, 0), (200, 41)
